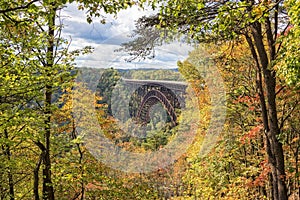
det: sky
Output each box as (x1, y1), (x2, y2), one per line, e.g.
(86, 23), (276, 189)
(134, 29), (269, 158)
(61, 3), (194, 69)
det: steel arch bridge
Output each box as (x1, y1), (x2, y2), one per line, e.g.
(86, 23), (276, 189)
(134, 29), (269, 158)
(123, 78), (188, 127)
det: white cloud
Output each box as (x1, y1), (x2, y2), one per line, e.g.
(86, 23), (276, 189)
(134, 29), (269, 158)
(60, 3), (193, 69)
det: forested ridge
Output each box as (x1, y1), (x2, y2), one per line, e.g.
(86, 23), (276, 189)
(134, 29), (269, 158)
(0, 0), (299, 200)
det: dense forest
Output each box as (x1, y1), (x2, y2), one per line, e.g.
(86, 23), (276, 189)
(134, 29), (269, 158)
(0, 0), (299, 200)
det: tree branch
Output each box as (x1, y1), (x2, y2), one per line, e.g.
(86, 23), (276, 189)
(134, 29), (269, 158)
(0, 0), (39, 14)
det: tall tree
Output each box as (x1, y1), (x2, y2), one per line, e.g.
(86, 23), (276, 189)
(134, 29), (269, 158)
(0, 0), (134, 199)
(0, 1), (46, 199)
(119, 0), (300, 199)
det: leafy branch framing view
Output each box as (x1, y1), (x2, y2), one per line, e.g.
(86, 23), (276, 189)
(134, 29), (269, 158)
(0, 0), (299, 199)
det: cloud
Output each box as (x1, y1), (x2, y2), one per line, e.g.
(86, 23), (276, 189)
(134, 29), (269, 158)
(60, 3), (193, 69)
(61, 3), (149, 45)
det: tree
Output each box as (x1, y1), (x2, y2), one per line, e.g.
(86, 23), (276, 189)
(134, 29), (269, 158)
(0, 1), (46, 199)
(0, 0), (134, 199)
(277, 0), (300, 88)
(96, 68), (121, 115)
(178, 42), (266, 199)
(119, 1), (300, 199)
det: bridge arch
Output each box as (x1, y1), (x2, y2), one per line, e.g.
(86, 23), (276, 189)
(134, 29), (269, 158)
(129, 83), (181, 127)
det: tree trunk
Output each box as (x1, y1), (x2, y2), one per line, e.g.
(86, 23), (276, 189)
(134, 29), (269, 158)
(264, 70), (288, 200)
(42, 86), (54, 200)
(247, 22), (288, 200)
(71, 120), (85, 200)
(245, 33), (276, 199)
(42, 3), (57, 200)
(34, 152), (43, 200)
(4, 129), (15, 200)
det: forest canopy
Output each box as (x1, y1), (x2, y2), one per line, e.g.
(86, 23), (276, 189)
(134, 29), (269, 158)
(0, 0), (299, 200)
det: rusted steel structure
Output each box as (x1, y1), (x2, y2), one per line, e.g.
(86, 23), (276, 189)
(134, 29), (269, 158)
(123, 78), (188, 127)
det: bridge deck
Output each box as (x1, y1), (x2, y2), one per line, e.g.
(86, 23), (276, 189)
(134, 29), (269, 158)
(121, 78), (188, 92)
(121, 78), (187, 86)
